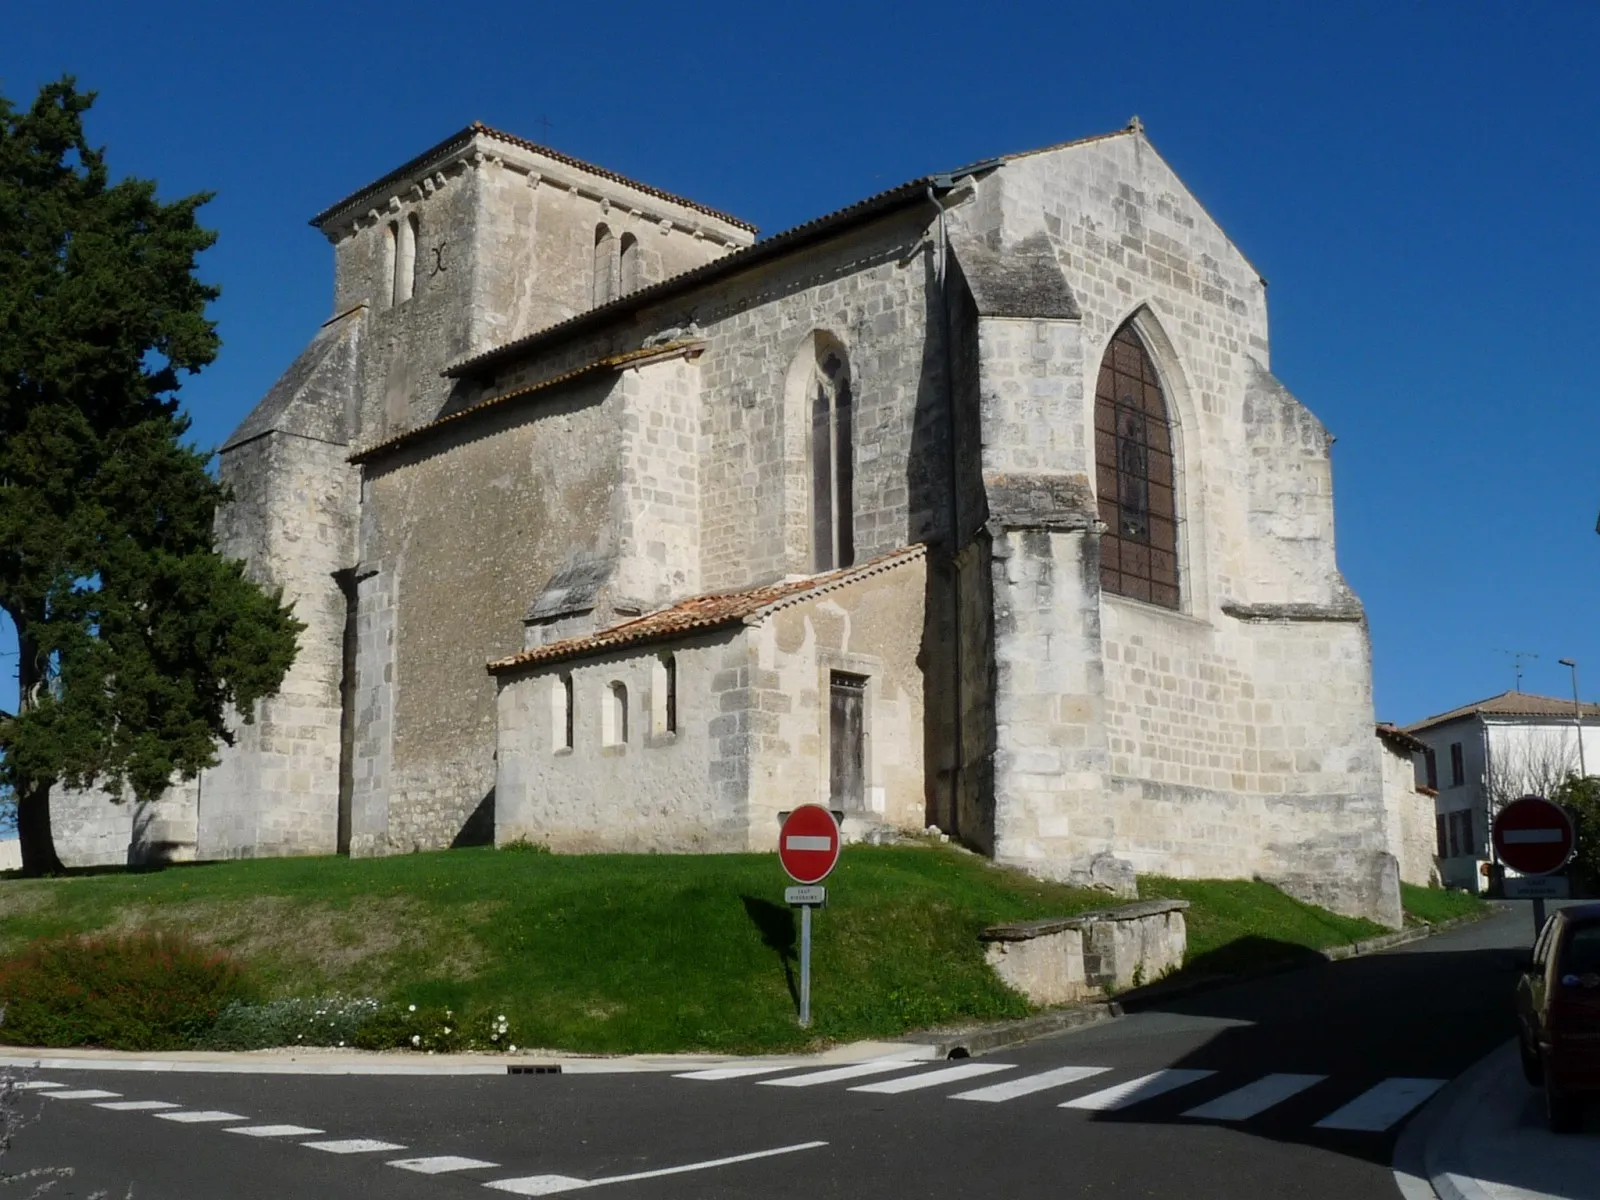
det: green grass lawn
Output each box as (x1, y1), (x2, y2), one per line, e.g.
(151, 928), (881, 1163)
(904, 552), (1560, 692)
(0, 847), (1469, 1053)
(1399, 883), (1489, 926)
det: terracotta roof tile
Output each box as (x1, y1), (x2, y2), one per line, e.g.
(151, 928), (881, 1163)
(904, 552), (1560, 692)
(312, 123), (754, 233)
(1404, 690), (1600, 734)
(1376, 723), (1427, 755)
(349, 341), (702, 466)
(487, 545), (927, 674)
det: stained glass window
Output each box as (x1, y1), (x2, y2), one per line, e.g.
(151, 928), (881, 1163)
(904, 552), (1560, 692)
(1095, 324), (1179, 609)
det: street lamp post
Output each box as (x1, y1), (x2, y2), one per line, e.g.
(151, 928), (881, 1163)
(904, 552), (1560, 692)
(1559, 657), (1587, 778)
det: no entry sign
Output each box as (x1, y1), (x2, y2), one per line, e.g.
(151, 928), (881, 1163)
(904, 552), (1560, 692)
(1493, 795), (1576, 877)
(779, 805), (841, 885)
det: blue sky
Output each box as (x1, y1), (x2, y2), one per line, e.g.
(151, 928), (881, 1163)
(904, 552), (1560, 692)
(2, 0), (1598, 730)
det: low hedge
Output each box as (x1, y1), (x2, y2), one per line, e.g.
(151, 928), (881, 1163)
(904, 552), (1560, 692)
(0, 932), (256, 1051)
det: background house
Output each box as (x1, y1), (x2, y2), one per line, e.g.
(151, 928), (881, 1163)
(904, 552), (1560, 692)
(1403, 691), (1600, 891)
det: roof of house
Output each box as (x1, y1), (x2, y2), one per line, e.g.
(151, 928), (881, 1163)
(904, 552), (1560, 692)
(1376, 723), (1428, 755)
(310, 122), (756, 233)
(1404, 690), (1600, 734)
(443, 124), (1139, 381)
(347, 340), (702, 466)
(487, 545), (927, 674)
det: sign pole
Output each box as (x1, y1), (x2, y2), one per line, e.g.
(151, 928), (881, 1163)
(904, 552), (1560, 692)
(799, 903), (813, 1028)
(1533, 896), (1547, 940)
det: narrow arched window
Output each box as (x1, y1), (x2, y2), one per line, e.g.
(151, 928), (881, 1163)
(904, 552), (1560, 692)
(1095, 322), (1179, 609)
(619, 232), (641, 294)
(603, 680), (628, 746)
(809, 341), (854, 572)
(383, 221), (398, 308)
(593, 224), (617, 305)
(551, 673), (574, 751)
(395, 213), (418, 304)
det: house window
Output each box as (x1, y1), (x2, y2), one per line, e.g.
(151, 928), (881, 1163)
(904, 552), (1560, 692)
(1424, 747), (1438, 791)
(551, 673), (574, 751)
(603, 680), (628, 746)
(1095, 322), (1179, 609)
(619, 232), (641, 294)
(593, 224), (617, 306)
(809, 342), (854, 572)
(1436, 813), (1448, 859)
(651, 654), (677, 737)
(1450, 742), (1465, 788)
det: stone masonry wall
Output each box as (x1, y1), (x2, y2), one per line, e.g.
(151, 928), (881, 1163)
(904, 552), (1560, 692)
(355, 375), (623, 853)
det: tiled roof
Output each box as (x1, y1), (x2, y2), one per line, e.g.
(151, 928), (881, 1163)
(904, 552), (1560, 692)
(348, 341), (702, 466)
(443, 124), (1136, 381)
(1403, 690), (1600, 734)
(1375, 723), (1427, 755)
(487, 545), (927, 674)
(310, 122), (755, 233)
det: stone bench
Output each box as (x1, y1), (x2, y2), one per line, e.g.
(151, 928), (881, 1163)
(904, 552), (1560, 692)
(980, 899), (1189, 1005)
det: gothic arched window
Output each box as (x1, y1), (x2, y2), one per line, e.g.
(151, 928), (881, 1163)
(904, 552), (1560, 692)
(619, 232), (641, 294)
(1095, 322), (1179, 609)
(809, 341), (854, 572)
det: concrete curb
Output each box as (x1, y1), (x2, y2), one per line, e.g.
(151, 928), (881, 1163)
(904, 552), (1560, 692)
(1391, 1041), (1512, 1200)
(906, 1001), (1123, 1058)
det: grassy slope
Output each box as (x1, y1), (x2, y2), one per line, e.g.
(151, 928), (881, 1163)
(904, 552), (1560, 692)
(1399, 882), (1489, 926)
(0, 849), (1478, 1053)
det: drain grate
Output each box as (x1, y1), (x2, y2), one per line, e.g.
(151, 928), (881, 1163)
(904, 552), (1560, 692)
(507, 1064), (563, 1075)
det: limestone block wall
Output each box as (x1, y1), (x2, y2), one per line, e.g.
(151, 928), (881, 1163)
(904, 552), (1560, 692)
(612, 357), (702, 608)
(354, 375), (623, 854)
(495, 630), (751, 852)
(745, 554), (929, 841)
(51, 780), (198, 869)
(196, 431), (357, 859)
(1380, 737), (1438, 887)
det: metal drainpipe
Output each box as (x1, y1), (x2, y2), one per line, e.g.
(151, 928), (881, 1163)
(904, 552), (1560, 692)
(926, 182), (962, 836)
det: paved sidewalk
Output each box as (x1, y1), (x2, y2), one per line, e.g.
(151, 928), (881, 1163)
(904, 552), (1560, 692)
(0, 1038), (940, 1077)
(1397, 1040), (1600, 1200)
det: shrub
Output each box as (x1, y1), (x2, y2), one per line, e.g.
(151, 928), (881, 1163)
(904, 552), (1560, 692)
(0, 933), (255, 1051)
(202, 996), (381, 1051)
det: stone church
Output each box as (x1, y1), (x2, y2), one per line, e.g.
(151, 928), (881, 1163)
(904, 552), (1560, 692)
(53, 119), (1406, 926)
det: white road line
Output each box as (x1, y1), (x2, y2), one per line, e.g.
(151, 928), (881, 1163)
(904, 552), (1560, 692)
(952, 1065), (1111, 1103)
(226, 1125), (325, 1138)
(1060, 1069), (1216, 1111)
(94, 1100), (181, 1112)
(9, 1082), (66, 1091)
(673, 1065), (794, 1080)
(156, 1111), (248, 1123)
(389, 1156), (501, 1174)
(485, 1140), (828, 1195)
(1314, 1078), (1444, 1132)
(302, 1138), (408, 1154)
(1182, 1073), (1327, 1121)
(759, 1059), (926, 1088)
(849, 1062), (1015, 1094)
(44, 1089), (121, 1100)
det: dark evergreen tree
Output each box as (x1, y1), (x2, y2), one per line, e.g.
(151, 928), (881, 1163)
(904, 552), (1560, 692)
(0, 79), (301, 874)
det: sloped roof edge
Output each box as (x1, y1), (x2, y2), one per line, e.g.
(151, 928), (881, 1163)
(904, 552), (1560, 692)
(488, 545), (927, 675)
(1404, 690), (1600, 734)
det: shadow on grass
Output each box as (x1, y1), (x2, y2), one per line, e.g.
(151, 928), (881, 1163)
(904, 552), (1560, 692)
(740, 895), (799, 1012)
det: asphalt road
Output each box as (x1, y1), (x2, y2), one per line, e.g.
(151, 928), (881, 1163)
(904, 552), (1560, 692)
(0, 904), (1543, 1199)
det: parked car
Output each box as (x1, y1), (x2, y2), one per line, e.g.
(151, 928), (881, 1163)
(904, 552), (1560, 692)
(1516, 902), (1600, 1132)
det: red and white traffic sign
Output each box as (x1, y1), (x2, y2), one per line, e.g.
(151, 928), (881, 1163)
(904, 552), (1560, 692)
(778, 805), (841, 884)
(1493, 795), (1576, 877)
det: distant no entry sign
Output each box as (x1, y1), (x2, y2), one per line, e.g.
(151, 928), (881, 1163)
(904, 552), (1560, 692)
(1493, 795), (1576, 877)
(779, 805), (841, 885)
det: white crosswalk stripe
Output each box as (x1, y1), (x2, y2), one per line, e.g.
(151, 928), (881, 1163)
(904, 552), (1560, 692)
(1060, 1069), (1217, 1112)
(1313, 1078), (1444, 1132)
(95, 1100), (181, 1112)
(952, 1065), (1110, 1103)
(388, 1155), (500, 1174)
(848, 1062), (1014, 1094)
(10, 1082), (67, 1091)
(226, 1125), (325, 1138)
(156, 1111), (247, 1124)
(43, 1089), (120, 1100)
(1182, 1074), (1327, 1121)
(675, 1065), (794, 1080)
(301, 1138), (407, 1154)
(759, 1059), (929, 1088)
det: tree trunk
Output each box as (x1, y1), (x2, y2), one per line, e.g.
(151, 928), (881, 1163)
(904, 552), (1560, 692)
(16, 782), (63, 875)
(14, 629), (65, 875)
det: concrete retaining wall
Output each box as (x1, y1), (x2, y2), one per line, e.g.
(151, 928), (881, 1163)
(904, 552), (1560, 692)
(981, 898), (1188, 1005)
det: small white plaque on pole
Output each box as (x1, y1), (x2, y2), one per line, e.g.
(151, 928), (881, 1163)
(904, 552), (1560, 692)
(785, 885), (827, 906)
(1505, 875), (1571, 900)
